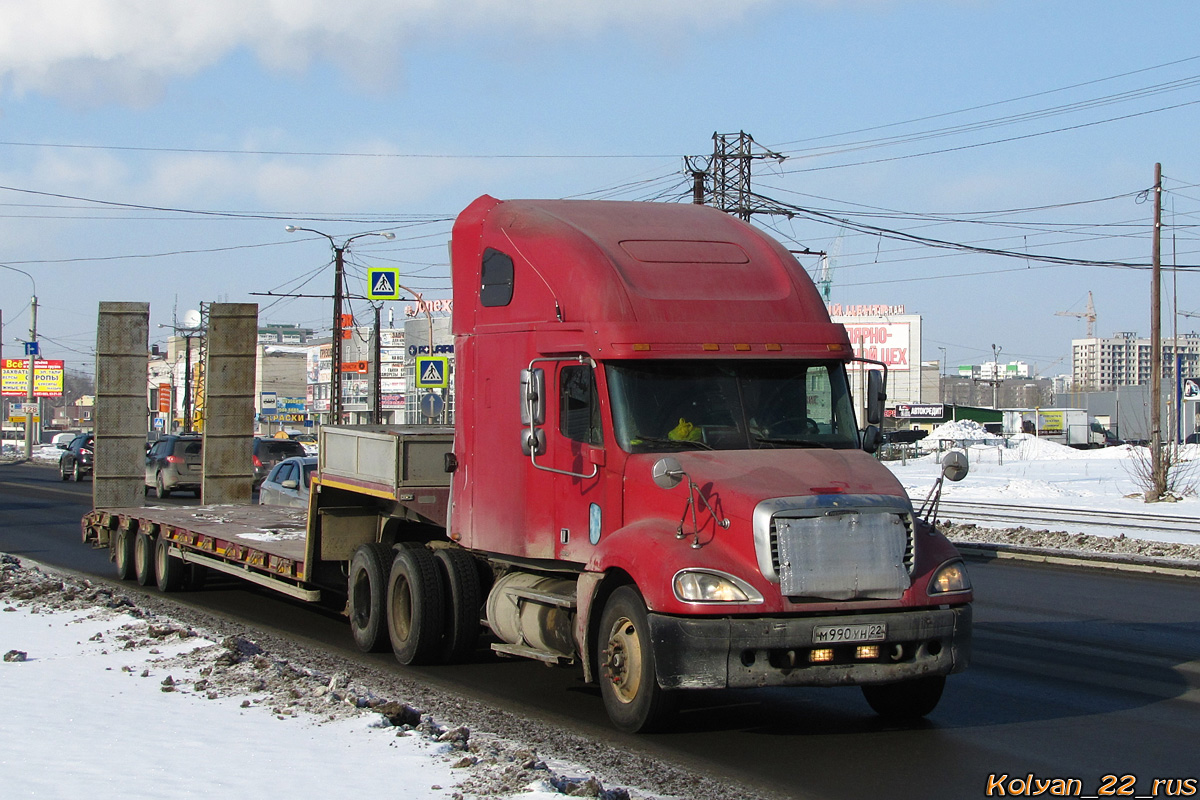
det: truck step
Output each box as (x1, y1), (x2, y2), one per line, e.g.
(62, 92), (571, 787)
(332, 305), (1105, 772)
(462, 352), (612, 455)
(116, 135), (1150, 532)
(491, 642), (575, 665)
(507, 587), (577, 608)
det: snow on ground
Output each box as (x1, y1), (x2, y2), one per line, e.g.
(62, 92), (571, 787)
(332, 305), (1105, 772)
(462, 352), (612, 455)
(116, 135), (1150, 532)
(0, 557), (660, 800)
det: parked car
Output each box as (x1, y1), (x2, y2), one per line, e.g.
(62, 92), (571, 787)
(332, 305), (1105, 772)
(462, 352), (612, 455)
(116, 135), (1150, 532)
(292, 432), (319, 456)
(1186, 432), (1200, 445)
(257, 456), (318, 508)
(253, 437), (307, 488)
(58, 433), (94, 482)
(145, 434), (203, 498)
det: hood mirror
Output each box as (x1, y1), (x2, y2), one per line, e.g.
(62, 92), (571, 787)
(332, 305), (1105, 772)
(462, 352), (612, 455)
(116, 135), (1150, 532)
(941, 450), (969, 482)
(651, 456), (684, 490)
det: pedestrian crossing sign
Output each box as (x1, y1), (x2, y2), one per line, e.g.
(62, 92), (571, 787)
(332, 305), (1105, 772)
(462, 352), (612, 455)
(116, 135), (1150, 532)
(415, 356), (449, 388)
(367, 268), (401, 300)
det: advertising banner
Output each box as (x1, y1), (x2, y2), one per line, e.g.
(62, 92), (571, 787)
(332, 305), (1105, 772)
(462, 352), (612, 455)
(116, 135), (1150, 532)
(841, 323), (911, 371)
(1, 359), (65, 397)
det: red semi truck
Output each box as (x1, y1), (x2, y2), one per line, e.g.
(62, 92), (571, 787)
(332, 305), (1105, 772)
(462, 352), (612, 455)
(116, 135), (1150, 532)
(84, 195), (972, 732)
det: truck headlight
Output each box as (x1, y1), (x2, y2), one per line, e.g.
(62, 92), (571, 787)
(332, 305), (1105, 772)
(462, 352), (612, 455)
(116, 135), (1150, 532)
(673, 569), (763, 604)
(928, 560), (971, 594)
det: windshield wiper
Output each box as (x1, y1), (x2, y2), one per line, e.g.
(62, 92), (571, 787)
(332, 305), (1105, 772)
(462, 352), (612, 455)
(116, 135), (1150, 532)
(631, 435), (713, 451)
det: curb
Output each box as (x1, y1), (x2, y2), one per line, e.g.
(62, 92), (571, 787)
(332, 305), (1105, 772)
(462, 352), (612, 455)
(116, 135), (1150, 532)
(955, 542), (1200, 579)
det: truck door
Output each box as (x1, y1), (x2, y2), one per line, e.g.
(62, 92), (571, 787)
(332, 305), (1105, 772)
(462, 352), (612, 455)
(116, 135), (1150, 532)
(551, 362), (614, 564)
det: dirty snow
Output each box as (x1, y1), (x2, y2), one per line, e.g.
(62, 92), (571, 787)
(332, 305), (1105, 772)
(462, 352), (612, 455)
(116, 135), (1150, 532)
(0, 556), (679, 800)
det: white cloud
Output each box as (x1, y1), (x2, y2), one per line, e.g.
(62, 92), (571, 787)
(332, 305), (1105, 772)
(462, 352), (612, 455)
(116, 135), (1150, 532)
(0, 0), (779, 105)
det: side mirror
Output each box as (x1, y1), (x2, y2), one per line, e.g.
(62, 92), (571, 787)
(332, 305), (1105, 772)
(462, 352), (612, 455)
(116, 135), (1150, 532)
(861, 425), (882, 454)
(651, 456), (684, 490)
(866, 369), (886, 426)
(521, 427), (546, 457)
(519, 368), (545, 426)
(281, 479), (299, 490)
(941, 450), (969, 482)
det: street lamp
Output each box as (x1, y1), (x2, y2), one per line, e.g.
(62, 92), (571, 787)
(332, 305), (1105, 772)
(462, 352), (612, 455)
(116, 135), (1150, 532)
(1, 264), (38, 459)
(285, 226), (395, 424)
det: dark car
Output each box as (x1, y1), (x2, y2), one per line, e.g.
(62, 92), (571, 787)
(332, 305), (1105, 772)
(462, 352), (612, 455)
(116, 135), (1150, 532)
(1186, 432), (1200, 445)
(58, 433), (94, 482)
(145, 434), (204, 498)
(253, 437), (307, 488)
(258, 456), (318, 508)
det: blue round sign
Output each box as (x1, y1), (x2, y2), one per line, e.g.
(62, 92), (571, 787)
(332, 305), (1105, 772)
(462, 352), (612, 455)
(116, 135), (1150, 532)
(420, 392), (445, 419)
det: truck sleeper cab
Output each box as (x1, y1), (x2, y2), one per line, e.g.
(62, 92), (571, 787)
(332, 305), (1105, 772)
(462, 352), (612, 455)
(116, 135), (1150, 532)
(434, 195), (973, 732)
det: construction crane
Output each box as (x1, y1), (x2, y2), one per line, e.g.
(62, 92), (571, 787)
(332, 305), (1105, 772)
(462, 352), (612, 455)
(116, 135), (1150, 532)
(1056, 291), (1097, 338)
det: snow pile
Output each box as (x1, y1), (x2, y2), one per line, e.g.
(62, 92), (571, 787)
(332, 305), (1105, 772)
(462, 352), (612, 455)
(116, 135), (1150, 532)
(0, 555), (659, 800)
(922, 419), (1003, 446)
(1004, 433), (1084, 461)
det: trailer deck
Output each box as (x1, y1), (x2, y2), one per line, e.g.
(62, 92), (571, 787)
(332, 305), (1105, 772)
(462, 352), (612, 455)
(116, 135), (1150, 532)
(83, 504), (319, 600)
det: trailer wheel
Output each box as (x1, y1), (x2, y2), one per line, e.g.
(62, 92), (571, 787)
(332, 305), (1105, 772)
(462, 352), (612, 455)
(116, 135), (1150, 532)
(348, 543), (394, 653)
(433, 548), (481, 663)
(861, 675), (946, 720)
(114, 528), (136, 581)
(134, 532), (156, 587)
(154, 536), (184, 592)
(597, 586), (676, 733)
(385, 546), (445, 666)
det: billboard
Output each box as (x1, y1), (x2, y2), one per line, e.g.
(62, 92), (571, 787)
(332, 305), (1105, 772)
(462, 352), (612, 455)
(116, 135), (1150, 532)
(2, 359), (65, 397)
(841, 322), (911, 371)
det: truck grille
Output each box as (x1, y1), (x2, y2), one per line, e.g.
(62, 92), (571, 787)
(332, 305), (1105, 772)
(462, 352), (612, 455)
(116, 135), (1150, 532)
(752, 495), (916, 601)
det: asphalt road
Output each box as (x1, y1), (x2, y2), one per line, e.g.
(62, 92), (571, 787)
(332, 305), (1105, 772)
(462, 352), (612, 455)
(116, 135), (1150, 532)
(3, 459), (1198, 800)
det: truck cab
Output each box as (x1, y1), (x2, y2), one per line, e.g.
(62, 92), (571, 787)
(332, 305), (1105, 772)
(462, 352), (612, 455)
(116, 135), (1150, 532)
(448, 196), (971, 731)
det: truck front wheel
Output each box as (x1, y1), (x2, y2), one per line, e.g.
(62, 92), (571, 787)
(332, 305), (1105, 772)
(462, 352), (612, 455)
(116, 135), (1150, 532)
(386, 546), (445, 666)
(861, 675), (946, 720)
(348, 543), (394, 653)
(597, 586), (676, 733)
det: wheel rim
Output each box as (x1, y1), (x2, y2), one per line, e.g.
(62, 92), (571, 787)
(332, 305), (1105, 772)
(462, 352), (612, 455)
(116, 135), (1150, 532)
(135, 536), (148, 569)
(390, 575), (413, 642)
(155, 541), (165, 578)
(603, 615), (643, 705)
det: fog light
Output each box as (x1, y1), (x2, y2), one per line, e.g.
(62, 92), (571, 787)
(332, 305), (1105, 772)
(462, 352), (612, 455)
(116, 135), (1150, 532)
(809, 648), (834, 663)
(856, 645), (880, 660)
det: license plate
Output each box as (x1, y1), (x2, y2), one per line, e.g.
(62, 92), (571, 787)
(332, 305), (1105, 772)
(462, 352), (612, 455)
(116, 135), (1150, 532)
(812, 623), (887, 644)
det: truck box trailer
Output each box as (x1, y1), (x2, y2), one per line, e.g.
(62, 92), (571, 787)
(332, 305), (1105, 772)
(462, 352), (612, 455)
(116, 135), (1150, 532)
(84, 195), (972, 732)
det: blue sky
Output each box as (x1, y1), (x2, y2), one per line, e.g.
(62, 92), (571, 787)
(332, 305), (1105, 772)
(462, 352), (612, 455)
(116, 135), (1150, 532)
(1, 0), (1199, 382)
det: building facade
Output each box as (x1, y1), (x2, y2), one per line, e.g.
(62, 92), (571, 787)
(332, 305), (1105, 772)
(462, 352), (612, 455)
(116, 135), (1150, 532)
(1072, 332), (1200, 391)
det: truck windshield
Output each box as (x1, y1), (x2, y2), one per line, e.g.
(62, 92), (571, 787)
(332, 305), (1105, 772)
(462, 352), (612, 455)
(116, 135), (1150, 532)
(606, 360), (859, 453)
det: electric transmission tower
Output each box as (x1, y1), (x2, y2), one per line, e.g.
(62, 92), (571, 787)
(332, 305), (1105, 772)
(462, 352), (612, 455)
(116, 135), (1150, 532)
(685, 131), (790, 220)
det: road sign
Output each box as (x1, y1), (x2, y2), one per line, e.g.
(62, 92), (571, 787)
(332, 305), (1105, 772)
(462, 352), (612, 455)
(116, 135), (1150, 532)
(1185, 377), (1200, 401)
(367, 268), (401, 301)
(420, 392), (445, 419)
(261, 392), (278, 410)
(24, 341), (39, 356)
(415, 356), (449, 388)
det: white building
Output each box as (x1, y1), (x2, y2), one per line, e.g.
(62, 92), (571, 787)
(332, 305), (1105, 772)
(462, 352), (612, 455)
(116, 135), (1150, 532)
(1072, 331), (1200, 391)
(827, 304), (923, 407)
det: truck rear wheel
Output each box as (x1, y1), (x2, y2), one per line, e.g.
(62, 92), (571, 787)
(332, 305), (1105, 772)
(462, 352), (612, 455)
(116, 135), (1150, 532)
(597, 586), (676, 733)
(433, 548), (481, 663)
(386, 546), (445, 666)
(861, 675), (946, 720)
(134, 532), (155, 587)
(114, 529), (136, 581)
(154, 537), (184, 592)
(348, 543), (394, 653)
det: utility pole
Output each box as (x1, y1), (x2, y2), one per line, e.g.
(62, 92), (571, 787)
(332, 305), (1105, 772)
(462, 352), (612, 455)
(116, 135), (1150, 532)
(332, 243), (346, 424)
(991, 344), (1002, 409)
(24, 295), (38, 459)
(372, 304), (382, 425)
(1150, 162), (1165, 498)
